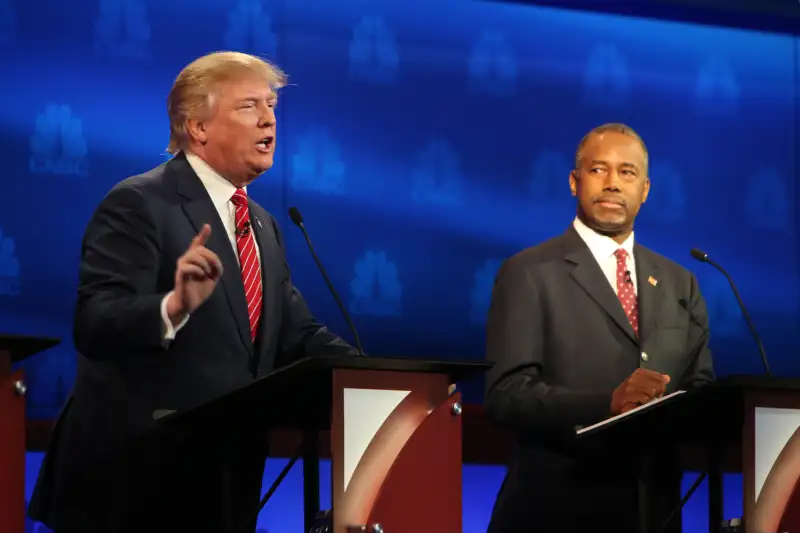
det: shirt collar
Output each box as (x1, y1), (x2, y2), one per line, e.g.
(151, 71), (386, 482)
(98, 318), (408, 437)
(185, 151), (247, 210)
(572, 216), (635, 260)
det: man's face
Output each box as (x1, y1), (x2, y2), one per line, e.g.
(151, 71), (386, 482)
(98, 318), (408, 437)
(569, 131), (650, 238)
(193, 75), (277, 186)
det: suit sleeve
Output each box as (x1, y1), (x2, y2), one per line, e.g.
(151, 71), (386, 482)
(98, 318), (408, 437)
(73, 184), (167, 360)
(269, 217), (359, 361)
(677, 273), (715, 390)
(484, 257), (612, 434)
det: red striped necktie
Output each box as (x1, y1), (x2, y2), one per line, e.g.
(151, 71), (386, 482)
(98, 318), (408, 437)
(230, 188), (262, 342)
(614, 248), (638, 337)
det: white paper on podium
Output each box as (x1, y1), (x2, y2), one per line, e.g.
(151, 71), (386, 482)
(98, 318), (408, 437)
(576, 390), (687, 436)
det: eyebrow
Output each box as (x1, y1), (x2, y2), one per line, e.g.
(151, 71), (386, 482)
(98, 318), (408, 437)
(235, 94), (278, 104)
(589, 159), (640, 170)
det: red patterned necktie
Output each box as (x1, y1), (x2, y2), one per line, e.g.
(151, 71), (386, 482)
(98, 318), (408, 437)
(230, 188), (262, 342)
(614, 248), (638, 336)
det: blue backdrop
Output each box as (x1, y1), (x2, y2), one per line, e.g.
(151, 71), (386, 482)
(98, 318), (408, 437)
(1, 0), (798, 531)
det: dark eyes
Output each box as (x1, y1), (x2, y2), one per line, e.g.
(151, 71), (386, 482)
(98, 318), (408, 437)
(239, 101), (277, 109)
(590, 167), (635, 176)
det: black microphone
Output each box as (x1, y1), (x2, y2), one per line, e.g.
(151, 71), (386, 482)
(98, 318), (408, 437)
(690, 247), (771, 376)
(288, 207), (366, 356)
(234, 220), (251, 237)
(624, 270), (632, 284)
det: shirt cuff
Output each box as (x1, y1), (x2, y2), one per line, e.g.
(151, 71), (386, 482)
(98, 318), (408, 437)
(161, 291), (189, 346)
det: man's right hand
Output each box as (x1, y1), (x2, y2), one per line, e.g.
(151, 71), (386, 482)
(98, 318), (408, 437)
(166, 224), (223, 326)
(610, 368), (670, 415)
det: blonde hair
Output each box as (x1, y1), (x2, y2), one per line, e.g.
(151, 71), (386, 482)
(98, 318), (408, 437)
(574, 122), (648, 173)
(166, 51), (288, 154)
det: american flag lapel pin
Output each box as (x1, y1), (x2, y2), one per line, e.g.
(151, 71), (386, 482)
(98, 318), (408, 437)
(648, 276), (658, 287)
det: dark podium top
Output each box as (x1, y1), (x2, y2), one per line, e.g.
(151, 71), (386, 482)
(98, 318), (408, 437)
(576, 374), (800, 454)
(0, 334), (61, 364)
(155, 355), (492, 434)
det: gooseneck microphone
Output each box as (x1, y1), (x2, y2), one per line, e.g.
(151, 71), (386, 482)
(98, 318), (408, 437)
(288, 207), (366, 356)
(658, 248), (772, 533)
(235, 208), (367, 531)
(690, 247), (771, 376)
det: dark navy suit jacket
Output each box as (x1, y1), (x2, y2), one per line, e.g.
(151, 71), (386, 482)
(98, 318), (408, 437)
(29, 152), (356, 532)
(484, 226), (715, 533)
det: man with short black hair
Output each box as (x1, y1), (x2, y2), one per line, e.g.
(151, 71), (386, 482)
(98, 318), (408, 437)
(484, 123), (715, 533)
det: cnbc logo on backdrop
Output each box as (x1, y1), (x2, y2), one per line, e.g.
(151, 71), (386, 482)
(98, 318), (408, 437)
(29, 104), (88, 176)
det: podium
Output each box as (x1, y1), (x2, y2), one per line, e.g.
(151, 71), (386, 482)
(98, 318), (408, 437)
(0, 334), (60, 533)
(156, 354), (491, 533)
(576, 375), (800, 533)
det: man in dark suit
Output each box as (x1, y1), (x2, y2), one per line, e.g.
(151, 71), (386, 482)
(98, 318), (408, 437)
(28, 51), (357, 533)
(484, 123), (715, 533)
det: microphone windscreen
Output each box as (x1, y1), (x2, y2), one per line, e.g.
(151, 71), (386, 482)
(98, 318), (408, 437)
(690, 248), (708, 262)
(288, 207), (304, 226)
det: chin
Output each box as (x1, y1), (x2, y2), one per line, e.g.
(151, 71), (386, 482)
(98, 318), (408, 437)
(590, 209), (626, 225)
(597, 216), (626, 227)
(590, 216), (628, 233)
(251, 157), (274, 175)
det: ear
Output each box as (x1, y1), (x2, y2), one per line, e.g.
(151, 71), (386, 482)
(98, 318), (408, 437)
(185, 118), (209, 146)
(641, 176), (651, 203)
(569, 170), (578, 197)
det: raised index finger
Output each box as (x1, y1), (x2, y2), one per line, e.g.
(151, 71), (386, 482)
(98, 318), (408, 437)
(190, 224), (211, 249)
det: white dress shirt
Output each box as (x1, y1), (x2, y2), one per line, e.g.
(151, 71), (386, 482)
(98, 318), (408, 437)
(160, 152), (262, 342)
(572, 216), (637, 296)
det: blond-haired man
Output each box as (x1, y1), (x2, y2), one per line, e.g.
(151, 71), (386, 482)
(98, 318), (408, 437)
(29, 52), (356, 533)
(484, 123), (715, 533)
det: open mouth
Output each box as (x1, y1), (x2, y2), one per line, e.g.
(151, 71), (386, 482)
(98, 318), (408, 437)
(256, 136), (274, 151)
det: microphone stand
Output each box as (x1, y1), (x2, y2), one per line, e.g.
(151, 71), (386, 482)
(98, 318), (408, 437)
(234, 438), (303, 533)
(235, 207), (368, 532)
(288, 207), (366, 357)
(659, 248), (773, 533)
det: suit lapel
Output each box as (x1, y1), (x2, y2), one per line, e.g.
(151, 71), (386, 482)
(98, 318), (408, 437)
(634, 245), (662, 343)
(563, 227), (638, 343)
(170, 154), (254, 356)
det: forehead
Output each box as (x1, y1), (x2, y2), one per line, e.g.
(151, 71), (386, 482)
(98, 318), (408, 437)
(581, 132), (645, 166)
(215, 75), (276, 99)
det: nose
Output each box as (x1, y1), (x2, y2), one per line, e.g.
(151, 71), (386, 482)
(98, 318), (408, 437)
(258, 103), (276, 127)
(602, 170), (622, 191)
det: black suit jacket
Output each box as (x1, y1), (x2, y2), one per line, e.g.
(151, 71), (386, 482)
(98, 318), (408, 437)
(484, 226), (714, 533)
(29, 153), (356, 533)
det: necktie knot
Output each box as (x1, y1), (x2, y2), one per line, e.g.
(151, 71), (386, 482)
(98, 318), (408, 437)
(614, 248), (628, 263)
(231, 188), (248, 208)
